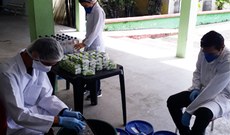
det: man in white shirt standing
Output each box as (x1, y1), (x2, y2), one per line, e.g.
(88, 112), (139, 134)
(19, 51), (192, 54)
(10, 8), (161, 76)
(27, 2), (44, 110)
(75, 0), (106, 99)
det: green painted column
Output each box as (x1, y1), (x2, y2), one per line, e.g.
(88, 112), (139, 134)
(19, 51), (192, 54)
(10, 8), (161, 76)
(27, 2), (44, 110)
(176, 0), (198, 58)
(75, 1), (86, 32)
(27, 0), (54, 41)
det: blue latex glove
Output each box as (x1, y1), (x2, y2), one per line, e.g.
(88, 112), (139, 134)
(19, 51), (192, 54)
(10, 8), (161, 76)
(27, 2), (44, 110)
(61, 109), (83, 120)
(59, 116), (86, 133)
(189, 89), (200, 101)
(181, 111), (192, 127)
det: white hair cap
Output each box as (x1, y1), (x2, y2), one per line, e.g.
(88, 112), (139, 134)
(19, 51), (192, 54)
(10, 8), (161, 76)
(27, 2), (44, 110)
(26, 37), (64, 62)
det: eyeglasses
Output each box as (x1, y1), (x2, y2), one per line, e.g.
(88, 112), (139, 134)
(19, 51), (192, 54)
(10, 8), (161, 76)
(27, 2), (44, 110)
(34, 59), (58, 66)
(27, 51), (59, 66)
(40, 60), (58, 66)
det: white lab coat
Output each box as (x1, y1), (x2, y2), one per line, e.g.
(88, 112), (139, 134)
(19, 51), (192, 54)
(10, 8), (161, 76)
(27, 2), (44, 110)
(186, 47), (230, 119)
(0, 52), (68, 135)
(84, 2), (105, 52)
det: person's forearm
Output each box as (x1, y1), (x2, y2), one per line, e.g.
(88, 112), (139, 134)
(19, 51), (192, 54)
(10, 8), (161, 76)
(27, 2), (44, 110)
(187, 71), (230, 113)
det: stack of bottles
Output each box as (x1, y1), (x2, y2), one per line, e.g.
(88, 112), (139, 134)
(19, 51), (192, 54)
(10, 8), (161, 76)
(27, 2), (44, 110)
(39, 34), (117, 76)
(39, 34), (79, 54)
(59, 51), (117, 76)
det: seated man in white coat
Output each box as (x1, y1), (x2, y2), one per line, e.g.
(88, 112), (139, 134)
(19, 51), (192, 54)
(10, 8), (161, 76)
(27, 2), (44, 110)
(0, 37), (86, 135)
(167, 31), (230, 135)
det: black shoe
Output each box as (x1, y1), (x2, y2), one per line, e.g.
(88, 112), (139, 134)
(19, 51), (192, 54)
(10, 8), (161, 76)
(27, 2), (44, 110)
(83, 84), (89, 95)
(85, 90), (102, 100)
(179, 127), (191, 135)
(97, 89), (102, 97)
(83, 90), (89, 95)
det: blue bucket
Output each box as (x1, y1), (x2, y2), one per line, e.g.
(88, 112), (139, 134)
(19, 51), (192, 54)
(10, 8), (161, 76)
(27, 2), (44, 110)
(125, 120), (154, 135)
(116, 128), (130, 135)
(154, 130), (177, 135)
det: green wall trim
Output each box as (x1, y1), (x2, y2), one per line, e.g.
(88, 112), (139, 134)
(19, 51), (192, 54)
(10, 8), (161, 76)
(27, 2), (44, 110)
(197, 12), (230, 25)
(105, 12), (230, 31)
(104, 17), (180, 31)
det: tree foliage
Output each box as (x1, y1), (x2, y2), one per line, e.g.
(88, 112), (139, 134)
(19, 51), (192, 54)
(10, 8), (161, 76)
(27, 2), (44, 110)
(99, 0), (136, 18)
(215, 0), (230, 10)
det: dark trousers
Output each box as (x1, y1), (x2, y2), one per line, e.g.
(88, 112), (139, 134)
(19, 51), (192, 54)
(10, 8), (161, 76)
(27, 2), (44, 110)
(167, 91), (213, 135)
(85, 80), (101, 93)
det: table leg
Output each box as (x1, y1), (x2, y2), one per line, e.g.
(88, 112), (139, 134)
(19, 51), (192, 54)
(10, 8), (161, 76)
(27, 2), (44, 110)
(73, 79), (84, 113)
(88, 80), (98, 105)
(66, 81), (70, 90)
(119, 68), (127, 125)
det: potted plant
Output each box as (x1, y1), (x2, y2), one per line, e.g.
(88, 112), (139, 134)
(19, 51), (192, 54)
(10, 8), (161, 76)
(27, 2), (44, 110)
(99, 0), (125, 18)
(215, 0), (230, 10)
(148, 0), (162, 15)
(124, 0), (136, 17)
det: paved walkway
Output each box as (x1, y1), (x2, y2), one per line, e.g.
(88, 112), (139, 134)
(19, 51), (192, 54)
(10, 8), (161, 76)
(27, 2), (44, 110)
(56, 21), (230, 134)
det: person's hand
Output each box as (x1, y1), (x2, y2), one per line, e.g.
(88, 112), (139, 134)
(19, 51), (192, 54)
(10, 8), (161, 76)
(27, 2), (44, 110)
(189, 89), (200, 101)
(59, 116), (86, 133)
(61, 109), (83, 120)
(74, 43), (85, 50)
(181, 111), (192, 127)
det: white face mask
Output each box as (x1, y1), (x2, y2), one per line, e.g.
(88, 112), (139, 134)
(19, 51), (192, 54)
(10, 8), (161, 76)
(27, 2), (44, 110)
(32, 60), (51, 72)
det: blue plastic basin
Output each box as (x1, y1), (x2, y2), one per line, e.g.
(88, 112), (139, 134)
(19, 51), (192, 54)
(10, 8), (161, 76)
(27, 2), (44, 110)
(154, 130), (177, 135)
(125, 120), (154, 135)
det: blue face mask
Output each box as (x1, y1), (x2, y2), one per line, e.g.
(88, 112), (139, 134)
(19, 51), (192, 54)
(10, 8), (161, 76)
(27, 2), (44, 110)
(204, 52), (219, 63)
(84, 7), (93, 14)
